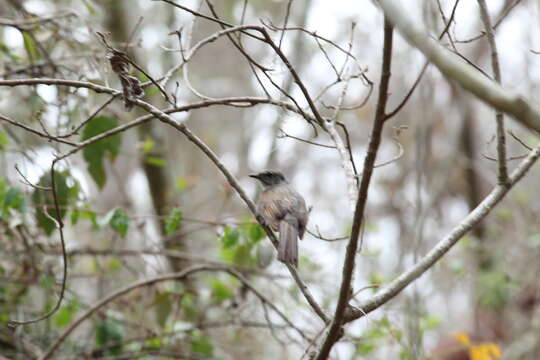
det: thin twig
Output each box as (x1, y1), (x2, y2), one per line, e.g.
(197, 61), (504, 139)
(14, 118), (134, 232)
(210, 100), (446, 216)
(38, 265), (310, 360)
(477, 0), (508, 185)
(314, 18), (394, 360)
(346, 142), (540, 322)
(0, 114), (77, 146)
(384, 0), (460, 121)
(456, 0), (523, 44)
(277, 129), (336, 149)
(374, 0), (540, 133)
(8, 162), (68, 329)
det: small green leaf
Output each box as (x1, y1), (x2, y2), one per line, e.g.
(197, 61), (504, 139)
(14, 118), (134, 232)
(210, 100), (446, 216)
(190, 330), (213, 356)
(175, 177), (188, 192)
(53, 298), (79, 328)
(95, 320), (125, 355)
(22, 32), (39, 61)
(80, 205), (99, 229)
(145, 337), (161, 349)
(165, 208), (182, 235)
(478, 270), (510, 309)
(144, 156), (167, 167)
(181, 293), (198, 319)
(107, 257), (122, 271)
(70, 210), (80, 225)
(108, 208), (129, 238)
(152, 292), (172, 327)
(221, 227), (239, 249)
(232, 244), (254, 266)
(33, 171), (73, 235)
(210, 277), (234, 303)
(81, 116), (121, 188)
(141, 137), (155, 153)
(246, 223), (265, 244)
(4, 187), (25, 213)
(0, 131), (8, 150)
(421, 315), (441, 331)
(356, 342), (376, 355)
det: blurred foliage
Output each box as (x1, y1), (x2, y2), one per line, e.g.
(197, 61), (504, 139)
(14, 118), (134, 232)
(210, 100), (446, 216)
(33, 170), (78, 235)
(0, 0), (539, 359)
(81, 115), (122, 189)
(454, 333), (502, 360)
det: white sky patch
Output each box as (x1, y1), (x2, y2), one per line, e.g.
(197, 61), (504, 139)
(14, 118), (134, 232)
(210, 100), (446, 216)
(36, 84), (57, 103)
(141, 26), (170, 50)
(4, 27), (23, 48)
(248, 128), (272, 169)
(69, 167), (90, 198)
(22, 0), (50, 15)
(219, 152), (239, 174)
(14, 146), (56, 184)
(170, 111), (189, 123)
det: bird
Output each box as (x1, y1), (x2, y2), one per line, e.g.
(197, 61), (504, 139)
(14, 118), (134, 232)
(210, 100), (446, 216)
(250, 170), (308, 267)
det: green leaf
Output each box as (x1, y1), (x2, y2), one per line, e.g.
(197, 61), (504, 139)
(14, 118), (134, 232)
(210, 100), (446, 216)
(210, 277), (234, 303)
(70, 209), (80, 225)
(0, 131), (8, 150)
(175, 177), (188, 192)
(221, 227), (239, 249)
(107, 257), (122, 271)
(33, 171), (72, 235)
(190, 330), (213, 356)
(478, 270), (510, 309)
(95, 320), (125, 355)
(164, 208), (182, 235)
(181, 293), (198, 319)
(244, 222), (265, 244)
(108, 208), (129, 238)
(356, 342), (376, 355)
(144, 156), (167, 167)
(4, 187), (25, 213)
(141, 137), (155, 153)
(145, 337), (161, 350)
(53, 298), (79, 328)
(22, 32), (39, 61)
(421, 315), (441, 331)
(80, 205), (99, 229)
(232, 244), (254, 266)
(81, 116), (121, 188)
(152, 292), (172, 327)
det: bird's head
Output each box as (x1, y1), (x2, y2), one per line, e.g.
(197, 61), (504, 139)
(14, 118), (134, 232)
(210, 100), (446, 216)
(249, 170), (287, 187)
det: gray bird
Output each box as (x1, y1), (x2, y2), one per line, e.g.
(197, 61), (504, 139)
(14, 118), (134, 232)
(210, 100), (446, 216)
(250, 170), (308, 267)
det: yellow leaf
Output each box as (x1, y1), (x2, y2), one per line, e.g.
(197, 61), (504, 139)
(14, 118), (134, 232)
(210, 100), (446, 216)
(484, 343), (502, 358)
(454, 332), (470, 345)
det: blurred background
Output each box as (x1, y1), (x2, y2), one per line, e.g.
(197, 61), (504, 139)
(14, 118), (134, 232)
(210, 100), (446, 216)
(1, 0), (540, 359)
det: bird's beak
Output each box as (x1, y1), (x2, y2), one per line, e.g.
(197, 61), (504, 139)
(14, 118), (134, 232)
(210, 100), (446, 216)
(249, 174), (260, 179)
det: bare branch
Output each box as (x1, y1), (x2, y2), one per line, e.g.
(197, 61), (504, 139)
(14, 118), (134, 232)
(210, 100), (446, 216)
(345, 142), (540, 322)
(374, 0), (540, 133)
(314, 18), (394, 360)
(477, 0), (508, 185)
(8, 163), (68, 329)
(0, 114), (77, 147)
(38, 265), (311, 360)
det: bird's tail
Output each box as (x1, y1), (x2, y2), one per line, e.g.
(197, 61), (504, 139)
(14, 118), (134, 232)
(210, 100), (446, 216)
(278, 215), (298, 267)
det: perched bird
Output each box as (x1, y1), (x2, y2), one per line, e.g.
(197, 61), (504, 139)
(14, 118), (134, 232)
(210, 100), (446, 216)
(250, 170), (308, 267)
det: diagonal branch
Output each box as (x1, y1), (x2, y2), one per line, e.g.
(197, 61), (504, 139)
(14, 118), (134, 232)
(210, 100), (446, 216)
(0, 78), (329, 325)
(374, 0), (540, 134)
(477, 0), (508, 185)
(314, 17), (394, 360)
(345, 141), (540, 322)
(38, 265), (308, 360)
